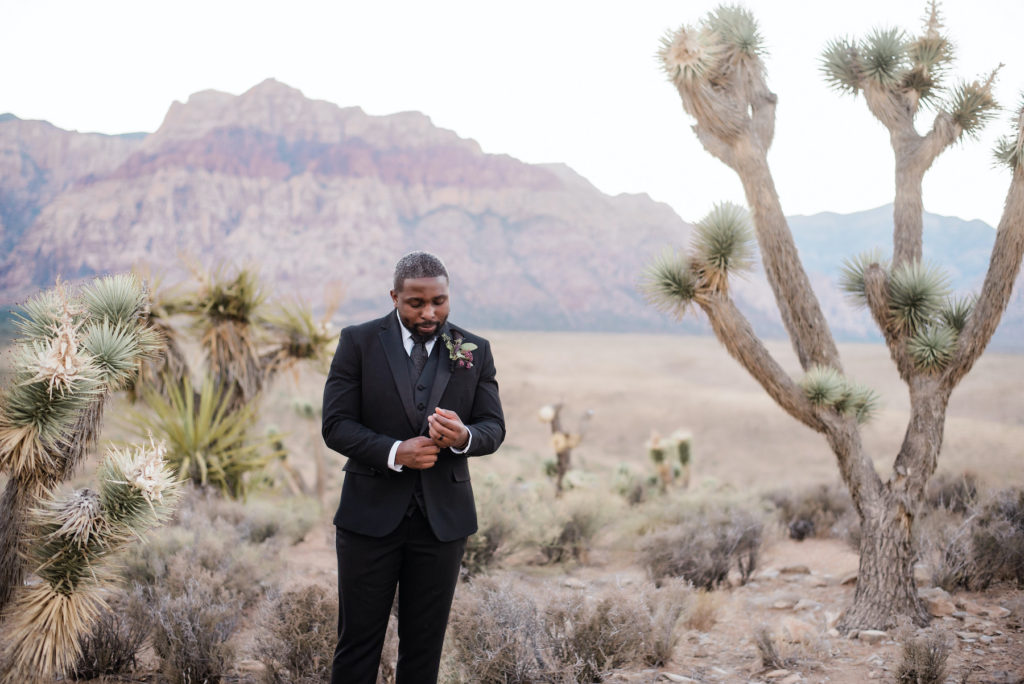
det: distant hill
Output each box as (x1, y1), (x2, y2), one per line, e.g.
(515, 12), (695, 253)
(0, 79), (1020, 350)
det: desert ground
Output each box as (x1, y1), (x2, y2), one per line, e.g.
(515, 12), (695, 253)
(255, 330), (1024, 683)
(7, 329), (1024, 682)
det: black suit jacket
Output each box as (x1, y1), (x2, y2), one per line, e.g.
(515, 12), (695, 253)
(322, 312), (505, 542)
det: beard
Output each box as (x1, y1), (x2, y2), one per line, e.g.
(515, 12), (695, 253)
(406, 316), (446, 343)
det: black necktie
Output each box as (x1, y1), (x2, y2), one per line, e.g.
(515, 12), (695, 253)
(411, 340), (428, 378)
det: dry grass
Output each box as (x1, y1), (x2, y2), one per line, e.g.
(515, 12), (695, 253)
(896, 628), (952, 684)
(637, 506), (763, 589)
(253, 583), (337, 684)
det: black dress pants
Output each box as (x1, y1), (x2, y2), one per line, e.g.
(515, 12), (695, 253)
(331, 508), (466, 684)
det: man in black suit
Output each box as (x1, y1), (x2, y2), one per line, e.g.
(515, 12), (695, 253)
(322, 251), (505, 683)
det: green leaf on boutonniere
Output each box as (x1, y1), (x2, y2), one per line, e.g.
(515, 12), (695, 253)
(458, 342), (478, 352)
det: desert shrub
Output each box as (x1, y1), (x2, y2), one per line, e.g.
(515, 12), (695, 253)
(925, 472), (978, 514)
(764, 483), (855, 541)
(202, 492), (320, 544)
(545, 583), (688, 682)
(148, 577), (242, 683)
(638, 507), (763, 589)
(683, 590), (720, 631)
(447, 577), (688, 683)
(896, 630), (951, 684)
(254, 583), (337, 684)
(120, 500), (281, 608)
(69, 603), (149, 680)
(916, 510), (975, 591)
(918, 487), (1024, 591)
(447, 577), (553, 683)
(462, 479), (519, 577)
(754, 626), (787, 670)
(970, 487), (1024, 588)
(612, 463), (651, 506)
(536, 496), (605, 565)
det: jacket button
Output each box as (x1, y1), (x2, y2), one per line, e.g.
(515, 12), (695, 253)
(417, 402), (425, 410)
(417, 384), (425, 391)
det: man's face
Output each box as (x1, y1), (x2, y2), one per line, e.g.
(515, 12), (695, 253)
(391, 276), (450, 339)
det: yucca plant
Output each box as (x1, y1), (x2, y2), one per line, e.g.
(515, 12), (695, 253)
(0, 275), (159, 617)
(134, 376), (279, 498)
(646, 1), (1024, 631)
(0, 438), (181, 683)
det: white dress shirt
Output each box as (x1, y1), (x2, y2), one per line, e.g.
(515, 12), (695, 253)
(387, 311), (472, 471)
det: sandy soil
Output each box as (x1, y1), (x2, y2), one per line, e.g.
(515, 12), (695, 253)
(261, 331), (1024, 683)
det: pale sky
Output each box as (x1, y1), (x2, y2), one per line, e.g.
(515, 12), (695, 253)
(3, 0), (1022, 229)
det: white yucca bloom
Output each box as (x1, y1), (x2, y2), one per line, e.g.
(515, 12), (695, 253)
(29, 308), (89, 398)
(537, 405), (556, 423)
(127, 436), (173, 503)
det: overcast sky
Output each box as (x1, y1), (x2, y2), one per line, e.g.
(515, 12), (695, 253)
(3, 0), (1022, 229)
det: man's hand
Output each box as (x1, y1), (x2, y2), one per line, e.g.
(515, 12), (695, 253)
(428, 408), (469, 449)
(395, 436), (439, 469)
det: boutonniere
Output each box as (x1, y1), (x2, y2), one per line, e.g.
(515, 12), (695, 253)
(442, 332), (477, 369)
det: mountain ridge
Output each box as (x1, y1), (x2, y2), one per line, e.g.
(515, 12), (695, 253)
(0, 80), (1020, 350)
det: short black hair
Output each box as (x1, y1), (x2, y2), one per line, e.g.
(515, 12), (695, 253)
(393, 251), (449, 292)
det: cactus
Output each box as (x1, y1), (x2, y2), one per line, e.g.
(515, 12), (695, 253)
(0, 275), (161, 616)
(0, 438), (181, 682)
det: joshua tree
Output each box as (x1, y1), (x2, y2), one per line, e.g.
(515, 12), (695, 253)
(0, 275), (161, 617)
(538, 403), (593, 496)
(0, 439), (180, 682)
(645, 4), (1024, 630)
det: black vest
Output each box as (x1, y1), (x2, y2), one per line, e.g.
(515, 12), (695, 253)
(404, 340), (441, 515)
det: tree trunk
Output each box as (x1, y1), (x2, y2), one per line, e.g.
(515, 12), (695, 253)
(838, 377), (950, 631)
(839, 492), (930, 630)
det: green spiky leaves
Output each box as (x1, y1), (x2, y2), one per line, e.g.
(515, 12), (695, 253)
(705, 5), (763, 60)
(993, 95), (1024, 170)
(800, 366), (845, 407)
(863, 28), (907, 87)
(800, 366), (881, 423)
(949, 73), (1000, 140)
(80, 273), (148, 328)
(838, 249), (888, 306)
(640, 249), (698, 319)
(659, 24), (719, 85)
(7, 440), (181, 681)
(821, 38), (861, 96)
(134, 376), (278, 498)
(888, 260), (951, 335)
(939, 295), (974, 333)
(643, 202), (758, 320)
(693, 202), (756, 290)
(907, 325), (957, 371)
(195, 267), (265, 324)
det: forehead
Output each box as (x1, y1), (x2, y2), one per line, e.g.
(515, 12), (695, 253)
(396, 276), (449, 298)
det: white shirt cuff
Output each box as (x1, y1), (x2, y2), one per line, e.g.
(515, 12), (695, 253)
(387, 440), (403, 471)
(449, 427), (473, 454)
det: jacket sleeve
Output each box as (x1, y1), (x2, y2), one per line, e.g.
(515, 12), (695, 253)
(462, 338), (505, 457)
(321, 326), (394, 472)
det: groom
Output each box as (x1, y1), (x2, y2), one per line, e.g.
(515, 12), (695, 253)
(322, 251), (505, 683)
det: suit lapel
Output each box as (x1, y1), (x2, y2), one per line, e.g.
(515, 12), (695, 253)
(421, 323), (454, 434)
(379, 312), (420, 433)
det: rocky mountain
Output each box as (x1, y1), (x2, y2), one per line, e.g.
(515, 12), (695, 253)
(0, 79), (1020, 350)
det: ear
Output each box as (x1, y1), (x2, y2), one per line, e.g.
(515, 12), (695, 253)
(390, 289), (398, 307)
